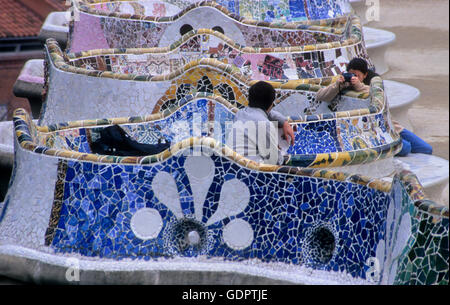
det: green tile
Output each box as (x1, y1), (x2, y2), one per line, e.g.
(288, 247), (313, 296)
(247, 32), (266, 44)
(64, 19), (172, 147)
(435, 255), (448, 272)
(425, 270), (438, 285)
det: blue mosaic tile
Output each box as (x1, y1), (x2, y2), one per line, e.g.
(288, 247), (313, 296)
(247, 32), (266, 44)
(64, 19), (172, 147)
(287, 120), (340, 154)
(49, 152), (392, 279)
(214, 0), (342, 21)
(306, 0), (343, 20)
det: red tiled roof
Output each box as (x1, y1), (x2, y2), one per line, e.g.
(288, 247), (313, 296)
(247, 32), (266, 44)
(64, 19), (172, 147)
(0, 0), (43, 38)
(0, 0), (68, 39)
(46, 0), (69, 11)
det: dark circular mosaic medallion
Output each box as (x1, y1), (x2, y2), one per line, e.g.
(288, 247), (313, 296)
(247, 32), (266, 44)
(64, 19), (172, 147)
(303, 224), (336, 266)
(170, 218), (207, 255)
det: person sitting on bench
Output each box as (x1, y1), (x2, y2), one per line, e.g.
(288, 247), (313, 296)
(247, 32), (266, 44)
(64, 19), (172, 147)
(227, 81), (295, 165)
(316, 58), (379, 111)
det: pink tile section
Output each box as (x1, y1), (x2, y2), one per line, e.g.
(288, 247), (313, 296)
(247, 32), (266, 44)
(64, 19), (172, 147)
(70, 13), (110, 53)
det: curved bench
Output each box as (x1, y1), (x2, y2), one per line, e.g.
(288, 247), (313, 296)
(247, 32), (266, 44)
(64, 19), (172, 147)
(0, 121), (14, 167)
(76, 0), (350, 23)
(12, 59), (45, 119)
(68, 0), (352, 52)
(39, 0), (349, 46)
(383, 80), (420, 131)
(67, 26), (370, 82)
(12, 59), (44, 98)
(38, 12), (69, 47)
(3, 51), (398, 170)
(363, 27), (396, 75)
(31, 86), (402, 172)
(0, 108), (447, 285)
(41, 37), (376, 125)
(395, 154), (449, 205)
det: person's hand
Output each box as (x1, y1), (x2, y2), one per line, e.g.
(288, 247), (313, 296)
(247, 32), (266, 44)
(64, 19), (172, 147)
(392, 120), (404, 133)
(337, 75), (345, 83)
(282, 121), (296, 146)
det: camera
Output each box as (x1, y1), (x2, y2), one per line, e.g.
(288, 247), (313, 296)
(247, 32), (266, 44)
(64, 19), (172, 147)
(343, 72), (355, 82)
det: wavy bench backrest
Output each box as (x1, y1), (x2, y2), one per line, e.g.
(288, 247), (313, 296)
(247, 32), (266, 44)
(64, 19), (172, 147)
(68, 0), (354, 52)
(42, 38), (377, 126)
(81, 0), (350, 22)
(67, 24), (372, 81)
(25, 85), (400, 169)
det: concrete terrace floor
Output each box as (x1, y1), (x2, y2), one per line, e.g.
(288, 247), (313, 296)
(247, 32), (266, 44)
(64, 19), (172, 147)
(0, 0), (448, 285)
(367, 0), (449, 205)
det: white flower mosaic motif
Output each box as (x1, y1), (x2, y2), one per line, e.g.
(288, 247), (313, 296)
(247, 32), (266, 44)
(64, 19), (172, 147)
(130, 208), (163, 240)
(373, 183), (412, 284)
(130, 155), (254, 251)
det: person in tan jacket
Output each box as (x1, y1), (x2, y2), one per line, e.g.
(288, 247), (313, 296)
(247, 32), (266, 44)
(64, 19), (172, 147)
(316, 58), (378, 110)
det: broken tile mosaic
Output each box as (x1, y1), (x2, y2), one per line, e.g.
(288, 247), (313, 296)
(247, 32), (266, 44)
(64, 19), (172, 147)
(48, 151), (391, 281)
(1, 0), (447, 286)
(68, 29), (372, 81)
(68, 1), (354, 52)
(1, 108), (447, 285)
(41, 38), (377, 126)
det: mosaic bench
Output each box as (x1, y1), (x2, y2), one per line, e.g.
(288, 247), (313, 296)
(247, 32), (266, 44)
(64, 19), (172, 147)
(12, 59), (45, 99)
(0, 108), (447, 285)
(68, 0), (358, 52)
(0, 121), (14, 167)
(5, 118), (445, 200)
(67, 26), (371, 81)
(75, 0), (351, 23)
(39, 11), (70, 47)
(4, 96), (446, 204)
(39, 0), (353, 52)
(25, 92), (401, 171)
(12, 60), (45, 119)
(41, 38), (375, 125)
(40, 39), (402, 177)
